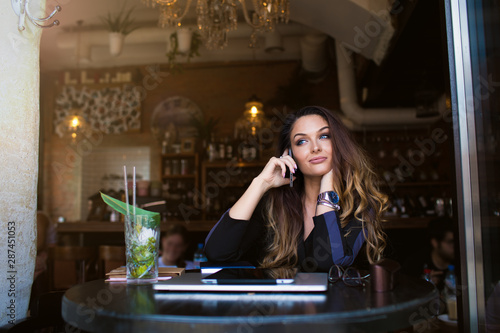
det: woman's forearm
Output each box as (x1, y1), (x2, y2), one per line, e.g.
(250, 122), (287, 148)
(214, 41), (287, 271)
(229, 177), (269, 220)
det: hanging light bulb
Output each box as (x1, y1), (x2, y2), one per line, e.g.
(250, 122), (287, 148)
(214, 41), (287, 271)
(56, 109), (89, 142)
(235, 95), (267, 139)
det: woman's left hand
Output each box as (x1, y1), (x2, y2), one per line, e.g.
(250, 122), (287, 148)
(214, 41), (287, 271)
(319, 169), (334, 193)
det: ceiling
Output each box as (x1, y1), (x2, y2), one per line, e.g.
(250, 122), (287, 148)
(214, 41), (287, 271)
(39, 0), (447, 111)
(354, 0), (448, 108)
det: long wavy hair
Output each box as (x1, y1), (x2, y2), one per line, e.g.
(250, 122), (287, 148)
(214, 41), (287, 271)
(260, 106), (388, 268)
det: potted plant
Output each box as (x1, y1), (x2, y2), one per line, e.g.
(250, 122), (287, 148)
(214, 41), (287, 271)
(166, 29), (202, 72)
(101, 4), (139, 56)
(189, 114), (220, 159)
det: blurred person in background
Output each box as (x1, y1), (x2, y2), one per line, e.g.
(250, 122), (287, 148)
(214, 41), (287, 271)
(158, 224), (195, 269)
(403, 217), (456, 292)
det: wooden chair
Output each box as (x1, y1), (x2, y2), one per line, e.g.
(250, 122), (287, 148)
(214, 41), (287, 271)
(47, 246), (98, 291)
(98, 245), (126, 278)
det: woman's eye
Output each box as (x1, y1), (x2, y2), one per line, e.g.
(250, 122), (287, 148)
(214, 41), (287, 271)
(320, 134), (330, 139)
(296, 139), (306, 146)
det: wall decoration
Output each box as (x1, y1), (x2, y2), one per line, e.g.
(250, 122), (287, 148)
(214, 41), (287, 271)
(150, 96), (202, 144)
(54, 85), (141, 137)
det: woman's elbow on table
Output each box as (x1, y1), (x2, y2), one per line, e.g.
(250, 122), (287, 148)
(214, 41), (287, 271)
(204, 241), (241, 263)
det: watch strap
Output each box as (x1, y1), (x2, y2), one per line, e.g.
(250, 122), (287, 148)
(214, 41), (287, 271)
(317, 191), (341, 211)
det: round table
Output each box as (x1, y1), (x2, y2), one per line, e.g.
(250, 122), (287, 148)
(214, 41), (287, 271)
(62, 273), (438, 333)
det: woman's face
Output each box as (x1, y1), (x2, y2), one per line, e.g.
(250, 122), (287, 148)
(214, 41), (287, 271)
(161, 234), (187, 263)
(289, 114), (333, 177)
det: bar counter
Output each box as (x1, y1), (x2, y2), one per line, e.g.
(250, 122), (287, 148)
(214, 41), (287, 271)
(56, 216), (434, 234)
(56, 220), (215, 233)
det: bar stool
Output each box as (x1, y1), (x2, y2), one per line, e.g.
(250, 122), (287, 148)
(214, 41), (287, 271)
(47, 246), (97, 291)
(98, 245), (126, 278)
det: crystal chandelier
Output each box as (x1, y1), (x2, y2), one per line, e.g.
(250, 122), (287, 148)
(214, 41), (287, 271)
(141, 0), (289, 50)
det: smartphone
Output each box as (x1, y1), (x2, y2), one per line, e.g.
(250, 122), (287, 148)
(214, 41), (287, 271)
(287, 148), (293, 187)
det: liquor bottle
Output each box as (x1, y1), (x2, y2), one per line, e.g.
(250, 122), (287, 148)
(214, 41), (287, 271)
(218, 138), (225, 160)
(225, 137), (233, 159)
(164, 160), (171, 176)
(161, 138), (168, 154)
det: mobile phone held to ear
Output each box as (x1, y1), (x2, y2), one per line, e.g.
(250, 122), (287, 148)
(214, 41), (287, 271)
(285, 148), (293, 187)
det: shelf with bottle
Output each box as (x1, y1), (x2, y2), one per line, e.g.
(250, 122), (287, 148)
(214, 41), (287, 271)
(161, 179), (203, 222)
(200, 159), (267, 220)
(383, 216), (436, 229)
(160, 153), (201, 221)
(384, 189), (454, 220)
(205, 135), (237, 162)
(353, 125), (456, 225)
(204, 131), (273, 164)
(161, 153), (199, 178)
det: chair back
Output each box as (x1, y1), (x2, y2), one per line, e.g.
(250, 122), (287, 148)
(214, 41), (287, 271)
(98, 245), (126, 278)
(47, 246), (97, 291)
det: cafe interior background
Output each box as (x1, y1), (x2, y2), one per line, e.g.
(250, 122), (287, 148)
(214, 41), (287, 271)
(13, 0), (498, 331)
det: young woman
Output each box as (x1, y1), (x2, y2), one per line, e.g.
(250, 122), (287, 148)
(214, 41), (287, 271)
(159, 224), (195, 269)
(204, 106), (388, 272)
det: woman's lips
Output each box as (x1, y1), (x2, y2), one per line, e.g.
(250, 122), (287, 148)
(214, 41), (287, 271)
(309, 157), (327, 164)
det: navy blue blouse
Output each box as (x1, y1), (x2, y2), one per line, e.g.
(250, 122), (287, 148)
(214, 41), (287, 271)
(204, 202), (366, 272)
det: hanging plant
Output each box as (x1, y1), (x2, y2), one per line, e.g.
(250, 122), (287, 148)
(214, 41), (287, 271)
(166, 30), (202, 73)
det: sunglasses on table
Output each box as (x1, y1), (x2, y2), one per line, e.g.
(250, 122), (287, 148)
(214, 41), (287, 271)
(328, 265), (370, 287)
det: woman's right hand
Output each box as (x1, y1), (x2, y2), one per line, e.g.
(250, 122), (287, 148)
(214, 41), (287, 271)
(255, 153), (297, 191)
(228, 151), (296, 220)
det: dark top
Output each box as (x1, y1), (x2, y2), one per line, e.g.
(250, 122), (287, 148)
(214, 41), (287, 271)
(204, 199), (366, 272)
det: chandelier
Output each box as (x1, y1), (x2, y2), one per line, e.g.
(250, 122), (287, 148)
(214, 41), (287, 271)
(141, 0), (289, 50)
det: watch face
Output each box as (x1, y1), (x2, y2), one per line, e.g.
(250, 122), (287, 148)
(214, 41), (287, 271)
(150, 96), (202, 142)
(321, 191), (339, 204)
(330, 192), (339, 204)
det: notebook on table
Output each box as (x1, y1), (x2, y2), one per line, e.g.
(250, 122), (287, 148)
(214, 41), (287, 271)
(105, 266), (185, 282)
(152, 269), (328, 292)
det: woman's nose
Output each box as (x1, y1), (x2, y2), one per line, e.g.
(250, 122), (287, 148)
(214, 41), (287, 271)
(312, 143), (321, 152)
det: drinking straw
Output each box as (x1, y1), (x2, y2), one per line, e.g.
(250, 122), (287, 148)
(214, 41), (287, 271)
(133, 166), (136, 216)
(123, 165), (130, 221)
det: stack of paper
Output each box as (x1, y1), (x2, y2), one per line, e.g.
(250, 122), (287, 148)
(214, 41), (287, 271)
(105, 266), (185, 282)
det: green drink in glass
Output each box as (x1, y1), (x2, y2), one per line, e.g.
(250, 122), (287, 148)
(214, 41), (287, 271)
(100, 192), (161, 284)
(125, 214), (160, 283)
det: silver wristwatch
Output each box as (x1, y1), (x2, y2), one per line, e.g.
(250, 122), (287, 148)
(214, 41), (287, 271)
(317, 191), (340, 211)
(317, 191), (339, 204)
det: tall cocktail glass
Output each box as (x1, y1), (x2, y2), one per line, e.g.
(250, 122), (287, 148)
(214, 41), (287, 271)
(125, 214), (160, 284)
